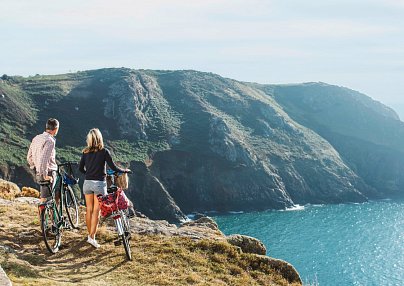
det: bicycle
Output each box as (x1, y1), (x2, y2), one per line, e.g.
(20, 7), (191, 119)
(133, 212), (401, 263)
(39, 161), (80, 254)
(98, 169), (132, 260)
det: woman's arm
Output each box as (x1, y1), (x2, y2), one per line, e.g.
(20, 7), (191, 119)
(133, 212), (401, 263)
(79, 153), (86, 174)
(105, 149), (126, 173)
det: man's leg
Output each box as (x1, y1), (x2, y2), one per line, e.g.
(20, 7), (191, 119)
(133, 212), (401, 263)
(37, 175), (52, 218)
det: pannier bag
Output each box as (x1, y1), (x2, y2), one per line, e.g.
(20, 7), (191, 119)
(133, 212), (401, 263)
(63, 173), (79, 185)
(97, 188), (129, 217)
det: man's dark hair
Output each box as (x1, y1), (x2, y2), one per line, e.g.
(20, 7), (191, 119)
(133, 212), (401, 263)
(46, 118), (59, 131)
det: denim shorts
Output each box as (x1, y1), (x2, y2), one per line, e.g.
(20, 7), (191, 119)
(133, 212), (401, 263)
(83, 180), (107, 196)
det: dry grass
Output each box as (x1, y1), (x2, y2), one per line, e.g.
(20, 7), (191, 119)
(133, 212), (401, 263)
(20, 187), (40, 198)
(0, 202), (300, 286)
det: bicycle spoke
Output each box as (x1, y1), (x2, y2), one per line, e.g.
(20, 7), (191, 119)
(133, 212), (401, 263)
(65, 185), (79, 229)
(41, 205), (61, 253)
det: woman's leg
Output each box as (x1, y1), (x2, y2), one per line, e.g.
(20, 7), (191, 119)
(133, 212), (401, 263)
(89, 194), (101, 240)
(85, 194), (94, 236)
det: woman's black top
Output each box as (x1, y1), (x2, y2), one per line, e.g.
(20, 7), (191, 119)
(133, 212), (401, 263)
(79, 148), (125, 181)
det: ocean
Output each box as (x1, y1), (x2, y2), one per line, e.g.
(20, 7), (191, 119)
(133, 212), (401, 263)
(213, 200), (404, 286)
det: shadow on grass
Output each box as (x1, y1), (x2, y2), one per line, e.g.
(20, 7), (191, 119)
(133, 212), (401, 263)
(38, 237), (130, 283)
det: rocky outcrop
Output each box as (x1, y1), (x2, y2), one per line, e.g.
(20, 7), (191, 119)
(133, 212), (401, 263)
(226, 234), (267, 255)
(0, 266), (12, 286)
(125, 216), (224, 240)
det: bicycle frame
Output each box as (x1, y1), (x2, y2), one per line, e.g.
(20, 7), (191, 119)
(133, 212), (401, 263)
(102, 169), (132, 260)
(41, 162), (78, 227)
(41, 171), (63, 228)
(112, 210), (125, 235)
(40, 161), (80, 254)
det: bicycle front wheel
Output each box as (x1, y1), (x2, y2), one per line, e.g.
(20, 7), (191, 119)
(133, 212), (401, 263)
(121, 213), (132, 260)
(115, 214), (132, 261)
(65, 185), (79, 229)
(40, 204), (61, 254)
(121, 231), (132, 261)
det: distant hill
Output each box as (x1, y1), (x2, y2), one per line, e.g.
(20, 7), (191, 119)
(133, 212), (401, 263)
(1, 69), (403, 222)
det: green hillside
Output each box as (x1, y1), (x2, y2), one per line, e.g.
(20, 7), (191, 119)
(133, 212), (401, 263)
(1, 69), (403, 221)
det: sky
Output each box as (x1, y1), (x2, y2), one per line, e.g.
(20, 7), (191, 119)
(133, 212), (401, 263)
(1, 0), (404, 118)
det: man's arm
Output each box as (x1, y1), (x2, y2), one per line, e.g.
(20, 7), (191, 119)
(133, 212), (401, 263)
(27, 141), (34, 169)
(38, 139), (55, 178)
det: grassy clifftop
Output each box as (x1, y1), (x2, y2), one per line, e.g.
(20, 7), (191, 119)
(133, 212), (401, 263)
(0, 197), (301, 286)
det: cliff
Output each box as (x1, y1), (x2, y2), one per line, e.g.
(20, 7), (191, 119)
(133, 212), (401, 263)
(1, 68), (403, 223)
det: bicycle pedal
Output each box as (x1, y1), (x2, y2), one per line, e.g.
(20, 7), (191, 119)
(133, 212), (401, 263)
(114, 240), (121, 246)
(125, 232), (131, 240)
(50, 228), (58, 236)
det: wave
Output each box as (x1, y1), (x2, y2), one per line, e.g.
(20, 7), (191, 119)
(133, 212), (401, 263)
(282, 204), (305, 211)
(228, 211), (244, 214)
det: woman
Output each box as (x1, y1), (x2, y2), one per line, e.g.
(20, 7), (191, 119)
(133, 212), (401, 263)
(79, 128), (130, 248)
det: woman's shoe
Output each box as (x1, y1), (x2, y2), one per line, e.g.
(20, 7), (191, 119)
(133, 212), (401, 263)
(87, 236), (100, 248)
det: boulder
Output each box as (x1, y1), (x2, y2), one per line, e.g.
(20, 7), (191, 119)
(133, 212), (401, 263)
(254, 255), (302, 285)
(181, 217), (220, 231)
(226, 234), (266, 255)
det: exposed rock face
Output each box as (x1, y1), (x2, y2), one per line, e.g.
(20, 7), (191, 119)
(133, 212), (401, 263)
(226, 234), (267, 255)
(149, 150), (294, 213)
(270, 83), (404, 199)
(126, 161), (187, 223)
(104, 71), (181, 141)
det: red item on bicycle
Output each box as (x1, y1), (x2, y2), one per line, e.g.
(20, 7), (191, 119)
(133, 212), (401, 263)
(97, 188), (129, 217)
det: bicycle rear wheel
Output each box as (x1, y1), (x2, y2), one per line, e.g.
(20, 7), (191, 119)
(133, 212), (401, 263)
(64, 185), (79, 229)
(40, 204), (61, 253)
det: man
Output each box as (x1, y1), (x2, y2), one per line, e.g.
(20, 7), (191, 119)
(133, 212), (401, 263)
(27, 118), (59, 203)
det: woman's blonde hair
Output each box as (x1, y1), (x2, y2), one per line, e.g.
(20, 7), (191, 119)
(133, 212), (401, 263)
(83, 128), (104, 153)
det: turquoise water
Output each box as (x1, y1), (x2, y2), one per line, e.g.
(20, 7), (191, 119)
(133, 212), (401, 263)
(213, 200), (404, 286)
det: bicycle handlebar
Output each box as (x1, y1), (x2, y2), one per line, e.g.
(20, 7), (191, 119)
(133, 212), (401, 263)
(58, 161), (79, 167)
(106, 169), (132, 176)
